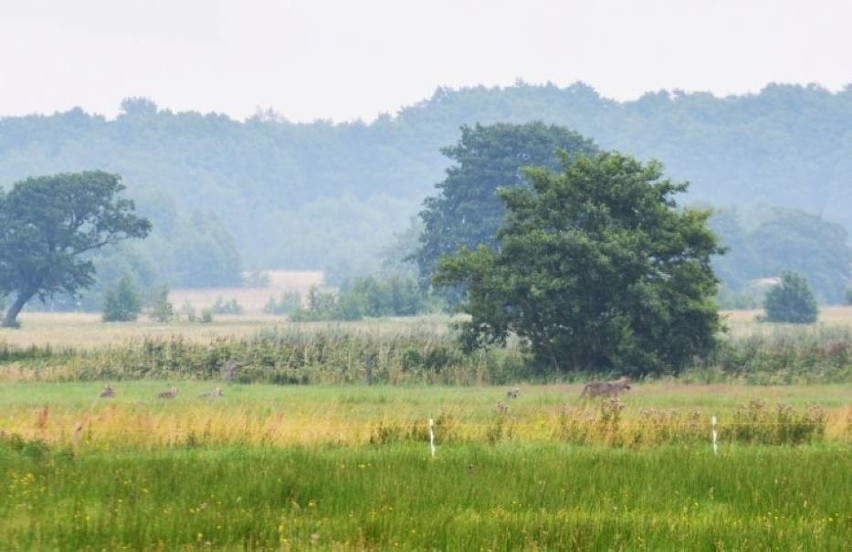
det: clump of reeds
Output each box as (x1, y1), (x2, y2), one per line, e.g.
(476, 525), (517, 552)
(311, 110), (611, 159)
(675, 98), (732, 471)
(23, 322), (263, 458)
(725, 399), (827, 444)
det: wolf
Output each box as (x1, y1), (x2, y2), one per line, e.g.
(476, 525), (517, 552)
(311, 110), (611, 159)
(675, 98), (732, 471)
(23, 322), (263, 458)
(199, 387), (223, 399)
(580, 376), (631, 398)
(157, 387), (179, 399)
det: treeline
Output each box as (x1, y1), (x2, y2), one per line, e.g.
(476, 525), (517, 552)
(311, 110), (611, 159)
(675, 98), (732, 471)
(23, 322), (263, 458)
(0, 83), (849, 302)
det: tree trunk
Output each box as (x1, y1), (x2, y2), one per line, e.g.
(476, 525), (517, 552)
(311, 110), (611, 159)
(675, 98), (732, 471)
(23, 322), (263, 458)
(2, 292), (33, 328)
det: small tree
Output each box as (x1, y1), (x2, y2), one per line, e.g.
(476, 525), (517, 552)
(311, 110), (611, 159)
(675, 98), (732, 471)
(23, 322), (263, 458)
(102, 275), (142, 322)
(147, 285), (175, 323)
(211, 296), (244, 314)
(242, 270), (271, 288)
(763, 271), (819, 324)
(264, 291), (302, 315)
(290, 286), (339, 321)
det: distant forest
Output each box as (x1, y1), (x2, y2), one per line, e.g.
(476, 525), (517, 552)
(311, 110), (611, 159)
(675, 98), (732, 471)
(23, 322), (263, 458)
(0, 82), (850, 304)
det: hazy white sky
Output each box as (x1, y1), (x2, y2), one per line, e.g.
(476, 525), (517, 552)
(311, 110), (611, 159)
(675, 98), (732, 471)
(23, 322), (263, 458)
(1, 0), (850, 122)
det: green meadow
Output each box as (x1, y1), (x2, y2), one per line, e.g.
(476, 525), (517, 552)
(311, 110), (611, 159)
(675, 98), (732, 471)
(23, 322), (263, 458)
(2, 440), (849, 550)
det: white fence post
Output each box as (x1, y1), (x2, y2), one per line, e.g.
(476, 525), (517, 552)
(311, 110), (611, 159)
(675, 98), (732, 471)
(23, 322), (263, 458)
(711, 414), (718, 455)
(429, 418), (436, 459)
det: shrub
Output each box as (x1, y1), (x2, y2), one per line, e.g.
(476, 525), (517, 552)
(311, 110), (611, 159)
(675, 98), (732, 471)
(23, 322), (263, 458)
(263, 291), (302, 315)
(290, 286), (339, 321)
(179, 300), (197, 322)
(290, 276), (428, 322)
(102, 275), (142, 322)
(242, 270), (270, 288)
(762, 271), (818, 324)
(725, 400), (825, 445)
(147, 285), (175, 323)
(211, 296), (243, 315)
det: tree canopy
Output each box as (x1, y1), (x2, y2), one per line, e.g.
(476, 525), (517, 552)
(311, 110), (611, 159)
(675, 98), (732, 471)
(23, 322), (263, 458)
(762, 272), (819, 324)
(414, 122), (598, 287)
(0, 171), (151, 326)
(434, 152), (723, 376)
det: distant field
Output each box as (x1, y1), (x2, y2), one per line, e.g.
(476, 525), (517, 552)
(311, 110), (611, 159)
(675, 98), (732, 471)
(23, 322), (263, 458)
(721, 305), (852, 333)
(0, 311), (280, 349)
(2, 305), (851, 350)
(169, 269), (325, 315)
(0, 312), (456, 350)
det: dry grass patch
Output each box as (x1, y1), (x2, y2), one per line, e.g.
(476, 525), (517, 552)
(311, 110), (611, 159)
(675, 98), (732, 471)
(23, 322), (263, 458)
(170, 270), (325, 314)
(0, 312), (277, 349)
(721, 305), (852, 336)
(0, 312), (458, 351)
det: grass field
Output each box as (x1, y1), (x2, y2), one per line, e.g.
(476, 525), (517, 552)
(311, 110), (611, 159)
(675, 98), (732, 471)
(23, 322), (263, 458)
(1, 382), (850, 549)
(2, 443), (849, 550)
(1, 311), (850, 549)
(1, 382), (849, 448)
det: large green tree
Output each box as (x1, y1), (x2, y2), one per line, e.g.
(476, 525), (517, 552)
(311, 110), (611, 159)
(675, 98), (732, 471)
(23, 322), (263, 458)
(435, 153), (723, 376)
(0, 171), (151, 327)
(415, 122), (598, 288)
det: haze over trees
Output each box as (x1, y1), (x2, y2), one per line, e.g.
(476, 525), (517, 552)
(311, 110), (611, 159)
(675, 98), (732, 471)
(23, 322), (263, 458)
(0, 82), (849, 307)
(710, 207), (851, 304)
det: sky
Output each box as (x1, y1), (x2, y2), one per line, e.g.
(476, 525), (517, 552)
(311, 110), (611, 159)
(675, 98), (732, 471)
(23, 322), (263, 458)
(1, 0), (850, 123)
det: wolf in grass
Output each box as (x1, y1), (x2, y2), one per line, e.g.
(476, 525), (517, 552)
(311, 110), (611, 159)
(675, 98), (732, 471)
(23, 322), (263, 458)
(580, 376), (631, 399)
(157, 387), (179, 399)
(199, 387), (223, 399)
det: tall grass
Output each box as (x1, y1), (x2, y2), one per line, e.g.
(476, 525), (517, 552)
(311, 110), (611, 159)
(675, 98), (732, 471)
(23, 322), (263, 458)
(704, 325), (851, 384)
(1, 383), (847, 449)
(1, 319), (850, 385)
(1, 442), (848, 550)
(1, 324), (531, 385)
(1, 382), (847, 549)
